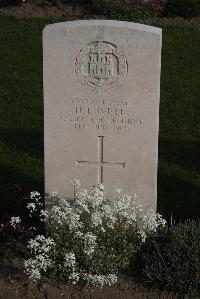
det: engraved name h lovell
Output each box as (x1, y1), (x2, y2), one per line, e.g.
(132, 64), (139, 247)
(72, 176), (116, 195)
(75, 41), (127, 184)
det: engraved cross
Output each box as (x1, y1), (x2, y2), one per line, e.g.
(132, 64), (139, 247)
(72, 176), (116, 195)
(76, 136), (125, 184)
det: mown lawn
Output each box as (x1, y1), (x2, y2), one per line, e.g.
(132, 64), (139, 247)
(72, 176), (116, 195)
(158, 26), (200, 221)
(0, 16), (199, 222)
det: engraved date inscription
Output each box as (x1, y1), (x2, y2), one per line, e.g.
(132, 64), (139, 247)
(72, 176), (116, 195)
(59, 98), (142, 132)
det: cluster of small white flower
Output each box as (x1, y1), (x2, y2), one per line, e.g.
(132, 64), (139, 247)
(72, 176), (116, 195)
(30, 191), (41, 200)
(23, 180), (167, 287)
(64, 252), (76, 269)
(27, 191), (43, 217)
(82, 273), (118, 287)
(138, 208), (167, 242)
(68, 271), (80, 284)
(10, 216), (21, 229)
(83, 232), (97, 256)
(64, 271), (117, 287)
(63, 252), (80, 284)
(24, 235), (55, 281)
(91, 211), (103, 227)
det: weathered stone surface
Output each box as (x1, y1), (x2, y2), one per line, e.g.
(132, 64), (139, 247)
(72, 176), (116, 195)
(43, 20), (162, 210)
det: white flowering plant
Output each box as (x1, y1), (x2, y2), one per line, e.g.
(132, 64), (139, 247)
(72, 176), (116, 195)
(11, 180), (166, 287)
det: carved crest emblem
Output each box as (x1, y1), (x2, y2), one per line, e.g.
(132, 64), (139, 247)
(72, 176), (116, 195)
(75, 41), (128, 93)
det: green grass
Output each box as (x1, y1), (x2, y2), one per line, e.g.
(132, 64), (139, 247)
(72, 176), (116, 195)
(0, 16), (200, 222)
(0, 16), (46, 212)
(158, 27), (200, 222)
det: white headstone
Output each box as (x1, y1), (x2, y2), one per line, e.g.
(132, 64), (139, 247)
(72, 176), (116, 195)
(43, 20), (162, 210)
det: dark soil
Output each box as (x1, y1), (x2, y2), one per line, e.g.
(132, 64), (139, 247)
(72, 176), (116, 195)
(0, 236), (182, 299)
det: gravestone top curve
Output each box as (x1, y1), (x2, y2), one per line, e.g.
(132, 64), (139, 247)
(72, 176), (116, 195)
(43, 20), (161, 35)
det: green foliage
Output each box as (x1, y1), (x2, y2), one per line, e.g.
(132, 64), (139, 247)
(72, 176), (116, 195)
(52, 221), (140, 279)
(91, 0), (157, 21)
(139, 221), (200, 296)
(164, 0), (200, 18)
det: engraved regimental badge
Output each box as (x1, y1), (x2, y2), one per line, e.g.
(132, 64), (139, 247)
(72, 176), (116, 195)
(75, 41), (128, 93)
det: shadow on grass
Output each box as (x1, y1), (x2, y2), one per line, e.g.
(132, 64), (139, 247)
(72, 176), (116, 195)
(158, 137), (200, 223)
(158, 170), (200, 223)
(0, 162), (43, 213)
(0, 128), (44, 213)
(0, 127), (43, 160)
(159, 137), (200, 174)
